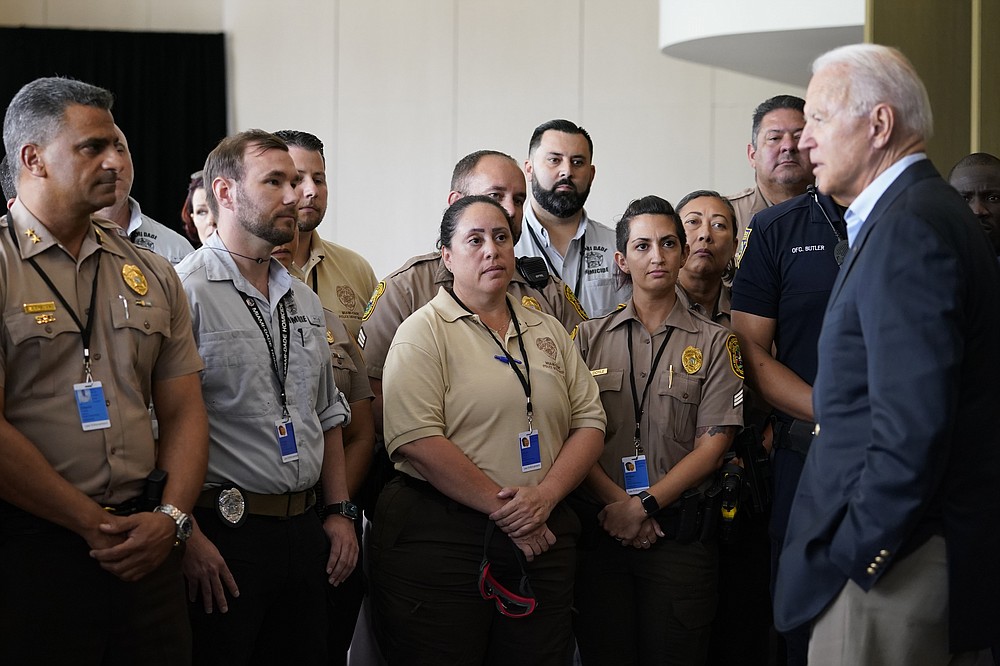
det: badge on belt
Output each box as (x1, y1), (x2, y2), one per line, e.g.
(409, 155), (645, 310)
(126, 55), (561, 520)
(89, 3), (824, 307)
(216, 485), (247, 528)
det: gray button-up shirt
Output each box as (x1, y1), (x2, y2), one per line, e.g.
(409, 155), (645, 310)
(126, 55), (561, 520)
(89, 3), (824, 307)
(176, 232), (350, 494)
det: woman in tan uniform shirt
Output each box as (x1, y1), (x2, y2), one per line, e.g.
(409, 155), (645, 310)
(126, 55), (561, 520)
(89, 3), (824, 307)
(573, 195), (744, 666)
(373, 196), (606, 665)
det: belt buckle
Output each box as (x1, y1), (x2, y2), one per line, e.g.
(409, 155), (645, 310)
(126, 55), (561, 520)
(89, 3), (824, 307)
(216, 484), (248, 528)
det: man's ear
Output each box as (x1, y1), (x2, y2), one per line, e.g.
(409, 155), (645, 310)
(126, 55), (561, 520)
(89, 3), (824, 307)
(213, 177), (236, 212)
(870, 103), (894, 149)
(22, 144), (44, 177)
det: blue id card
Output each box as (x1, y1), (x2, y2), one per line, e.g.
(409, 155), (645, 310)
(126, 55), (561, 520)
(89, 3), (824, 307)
(275, 417), (299, 463)
(74, 381), (111, 431)
(518, 429), (541, 472)
(622, 455), (650, 495)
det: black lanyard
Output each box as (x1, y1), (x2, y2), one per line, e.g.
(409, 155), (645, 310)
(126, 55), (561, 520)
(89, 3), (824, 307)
(807, 185), (849, 266)
(448, 289), (534, 429)
(240, 290), (291, 418)
(626, 320), (674, 454)
(8, 220), (103, 382)
(524, 222), (586, 296)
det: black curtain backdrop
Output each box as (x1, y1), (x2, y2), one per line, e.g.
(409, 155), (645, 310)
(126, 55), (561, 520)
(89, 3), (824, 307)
(0, 26), (227, 238)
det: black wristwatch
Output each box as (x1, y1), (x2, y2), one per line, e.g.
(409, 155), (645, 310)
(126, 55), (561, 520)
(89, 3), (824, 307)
(323, 500), (359, 521)
(637, 491), (659, 516)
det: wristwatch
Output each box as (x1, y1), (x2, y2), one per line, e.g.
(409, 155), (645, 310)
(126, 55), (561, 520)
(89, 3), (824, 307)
(323, 500), (360, 521)
(154, 503), (193, 542)
(637, 491), (659, 516)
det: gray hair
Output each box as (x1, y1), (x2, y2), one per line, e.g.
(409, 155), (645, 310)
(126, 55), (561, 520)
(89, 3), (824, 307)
(3, 77), (115, 179)
(812, 44), (933, 142)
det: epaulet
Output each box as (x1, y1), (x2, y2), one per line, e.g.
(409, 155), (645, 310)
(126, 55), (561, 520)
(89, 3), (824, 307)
(588, 302), (626, 322)
(385, 251), (440, 278)
(563, 283), (589, 320)
(726, 187), (754, 202)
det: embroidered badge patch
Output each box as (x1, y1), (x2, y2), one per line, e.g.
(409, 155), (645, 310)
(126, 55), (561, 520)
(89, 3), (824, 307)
(337, 285), (357, 309)
(726, 334), (744, 379)
(682, 346), (703, 374)
(362, 282), (385, 321)
(536, 337), (557, 360)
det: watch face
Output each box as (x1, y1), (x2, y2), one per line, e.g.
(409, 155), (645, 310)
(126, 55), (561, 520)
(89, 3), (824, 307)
(177, 515), (194, 541)
(343, 502), (359, 520)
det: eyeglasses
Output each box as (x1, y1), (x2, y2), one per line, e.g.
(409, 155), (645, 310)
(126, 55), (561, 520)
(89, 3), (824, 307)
(478, 523), (537, 618)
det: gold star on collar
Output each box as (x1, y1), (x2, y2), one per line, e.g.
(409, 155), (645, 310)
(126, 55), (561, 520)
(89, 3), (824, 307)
(24, 228), (41, 244)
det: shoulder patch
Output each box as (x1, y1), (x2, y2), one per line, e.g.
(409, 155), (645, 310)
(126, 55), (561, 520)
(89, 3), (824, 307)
(361, 281), (385, 321)
(726, 333), (744, 379)
(564, 284), (589, 320)
(521, 295), (542, 312)
(734, 225), (752, 269)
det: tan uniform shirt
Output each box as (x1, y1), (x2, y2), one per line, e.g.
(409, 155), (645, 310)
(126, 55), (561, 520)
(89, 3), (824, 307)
(291, 230), (378, 340)
(359, 252), (587, 379)
(677, 283), (732, 329)
(383, 287), (605, 488)
(323, 308), (373, 405)
(727, 184), (772, 242)
(574, 298), (743, 492)
(0, 200), (203, 502)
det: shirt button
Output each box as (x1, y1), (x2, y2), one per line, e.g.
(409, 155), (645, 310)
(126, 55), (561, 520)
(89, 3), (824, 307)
(110, 448), (117, 455)
(643, 338), (650, 344)
(105, 400), (111, 406)
(640, 372), (646, 378)
(683, 393), (689, 399)
(45, 325), (53, 333)
(93, 353), (101, 360)
(143, 321), (150, 329)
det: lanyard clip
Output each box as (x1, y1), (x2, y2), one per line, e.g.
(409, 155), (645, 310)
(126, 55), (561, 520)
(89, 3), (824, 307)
(83, 347), (94, 384)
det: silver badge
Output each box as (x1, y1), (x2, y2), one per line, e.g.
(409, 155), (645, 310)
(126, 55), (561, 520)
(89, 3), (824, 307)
(216, 486), (247, 527)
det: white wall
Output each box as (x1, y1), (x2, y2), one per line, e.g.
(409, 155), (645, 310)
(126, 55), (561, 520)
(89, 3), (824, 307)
(1, 0), (803, 279)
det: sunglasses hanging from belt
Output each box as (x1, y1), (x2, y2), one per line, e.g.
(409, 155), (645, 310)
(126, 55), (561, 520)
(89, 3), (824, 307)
(478, 522), (537, 618)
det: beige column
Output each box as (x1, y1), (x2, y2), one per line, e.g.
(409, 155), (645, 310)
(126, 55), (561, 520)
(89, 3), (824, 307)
(867, 0), (999, 165)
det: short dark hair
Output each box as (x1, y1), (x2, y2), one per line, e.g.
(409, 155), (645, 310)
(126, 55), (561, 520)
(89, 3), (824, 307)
(202, 129), (288, 217)
(949, 152), (1000, 179)
(0, 154), (14, 201)
(528, 119), (594, 160)
(3, 77), (114, 180)
(614, 195), (683, 288)
(675, 189), (738, 241)
(616, 195), (684, 254)
(450, 150), (518, 193)
(437, 194), (512, 251)
(751, 95), (805, 149)
(273, 129), (324, 158)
